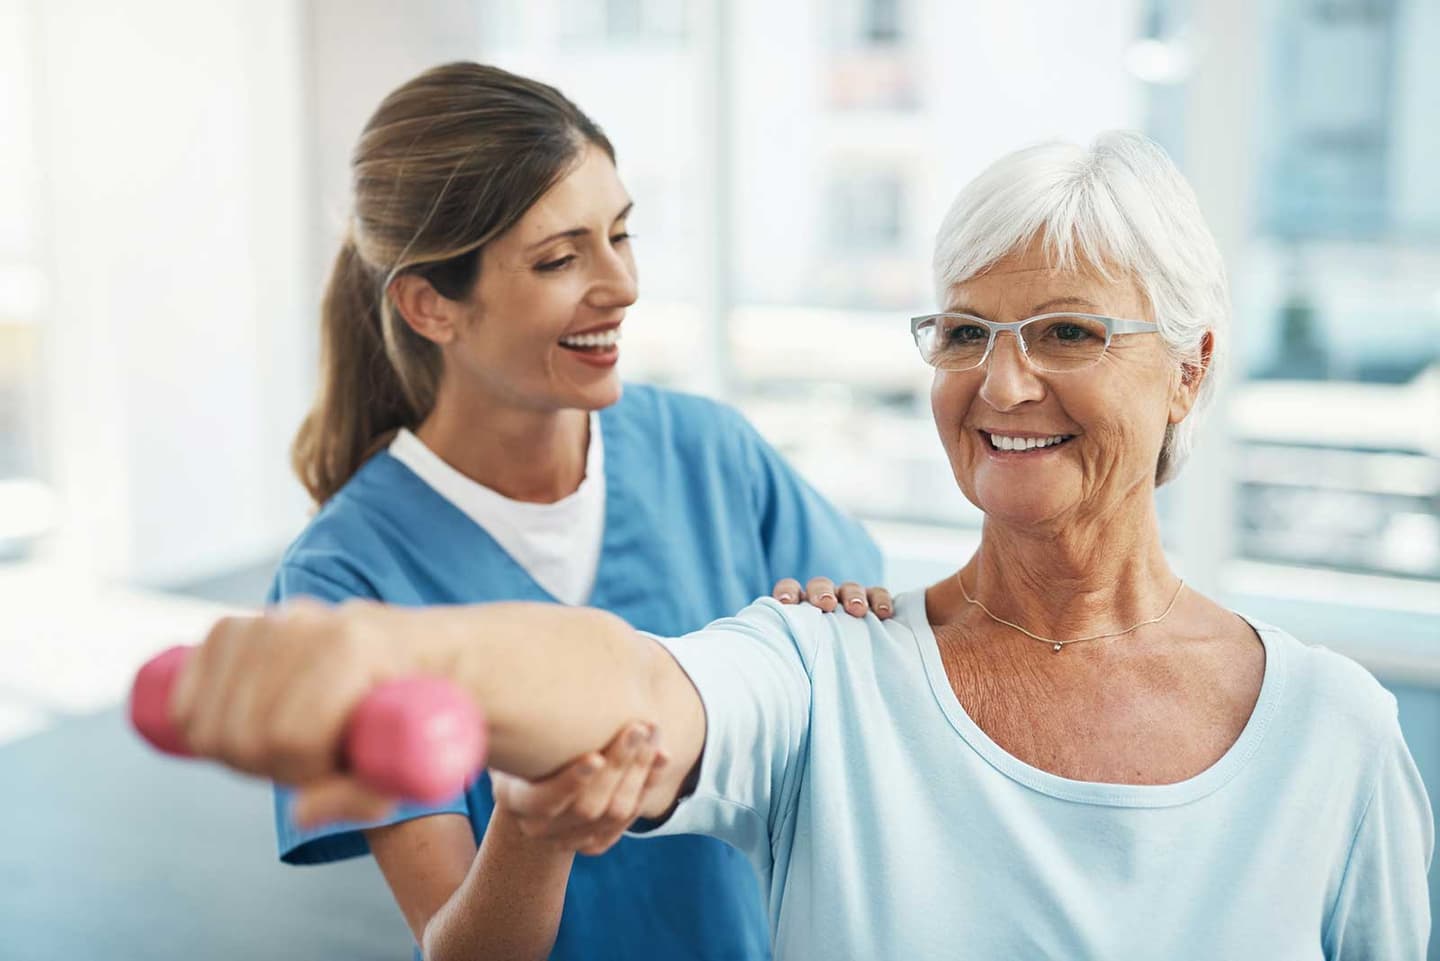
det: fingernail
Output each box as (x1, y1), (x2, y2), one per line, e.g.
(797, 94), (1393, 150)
(819, 593), (835, 606)
(580, 756), (603, 776)
(877, 604), (891, 615)
(777, 592), (794, 602)
(626, 727), (647, 749)
(847, 598), (864, 611)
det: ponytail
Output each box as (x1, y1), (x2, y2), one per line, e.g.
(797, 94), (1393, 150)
(290, 235), (438, 504)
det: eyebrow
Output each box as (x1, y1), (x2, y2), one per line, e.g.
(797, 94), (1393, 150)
(945, 295), (1104, 319)
(1030, 296), (1102, 314)
(526, 201), (634, 252)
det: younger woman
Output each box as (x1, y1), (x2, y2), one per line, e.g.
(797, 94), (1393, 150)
(271, 62), (883, 961)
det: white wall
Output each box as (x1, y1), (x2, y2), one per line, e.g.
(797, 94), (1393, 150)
(36, 0), (310, 585)
(30, 0), (506, 586)
(303, 0), (488, 300)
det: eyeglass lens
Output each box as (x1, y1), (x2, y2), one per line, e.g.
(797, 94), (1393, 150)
(919, 314), (1110, 371)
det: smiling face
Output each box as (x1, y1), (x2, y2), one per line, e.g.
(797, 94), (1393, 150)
(931, 237), (1203, 528)
(440, 145), (638, 413)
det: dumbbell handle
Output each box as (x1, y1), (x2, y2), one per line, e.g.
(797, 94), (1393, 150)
(129, 645), (488, 805)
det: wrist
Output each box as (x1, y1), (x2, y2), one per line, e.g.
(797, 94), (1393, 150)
(488, 803), (579, 861)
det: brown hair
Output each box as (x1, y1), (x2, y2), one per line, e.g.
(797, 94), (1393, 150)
(292, 62), (615, 504)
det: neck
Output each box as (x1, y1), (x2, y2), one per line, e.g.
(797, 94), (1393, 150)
(959, 494), (1180, 640)
(415, 379), (590, 503)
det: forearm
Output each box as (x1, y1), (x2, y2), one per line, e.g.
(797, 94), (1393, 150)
(390, 602), (703, 799)
(422, 807), (573, 961)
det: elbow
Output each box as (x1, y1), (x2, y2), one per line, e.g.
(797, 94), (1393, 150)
(588, 607), (668, 717)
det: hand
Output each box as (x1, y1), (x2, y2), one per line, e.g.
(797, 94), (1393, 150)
(168, 599), (415, 828)
(492, 721), (668, 857)
(771, 577), (894, 620)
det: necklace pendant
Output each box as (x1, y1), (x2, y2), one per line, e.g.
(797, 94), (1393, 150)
(1052, 643), (1062, 653)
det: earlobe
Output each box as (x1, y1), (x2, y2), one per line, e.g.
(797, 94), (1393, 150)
(388, 274), (457, 346)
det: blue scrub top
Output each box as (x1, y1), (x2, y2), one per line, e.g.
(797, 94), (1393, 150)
(267, 384), (882, 961)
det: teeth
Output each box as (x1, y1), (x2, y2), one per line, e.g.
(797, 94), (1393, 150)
(989, 433), (1070, 451)
(560, 328), (622, 349)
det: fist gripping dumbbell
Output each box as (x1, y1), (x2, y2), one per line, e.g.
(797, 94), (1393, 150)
(129, 645), (488, 804)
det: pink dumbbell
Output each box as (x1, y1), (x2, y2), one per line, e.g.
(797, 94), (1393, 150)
(129, 645), (488, 805)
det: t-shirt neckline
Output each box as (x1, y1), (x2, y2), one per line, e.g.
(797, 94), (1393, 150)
(895, 588), (1289, 808)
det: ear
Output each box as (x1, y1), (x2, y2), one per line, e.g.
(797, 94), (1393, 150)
(1168, 330), (1214, 424)
(388, 273), (462, 346)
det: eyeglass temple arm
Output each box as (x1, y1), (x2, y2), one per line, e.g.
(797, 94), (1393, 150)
(1108, 318), (1159, 335)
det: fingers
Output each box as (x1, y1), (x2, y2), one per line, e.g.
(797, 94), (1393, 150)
(170, 602), (408, 788)
(573, 744), (668, 856)
(605, 740), (665, 823)
(570, 723), (654, 822)
(805, 577), (837, 613)
(503, 721), (662, 853)
(781, 577), (893, 619)
(835, 581), (869, 618)
(291, 775), (397, 830)
(771, 578), (803, 604)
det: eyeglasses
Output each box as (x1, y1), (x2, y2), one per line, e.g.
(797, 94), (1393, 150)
(909, 312), (1160, 373)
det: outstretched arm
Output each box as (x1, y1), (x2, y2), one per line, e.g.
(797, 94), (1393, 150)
(169, 599), (705, 824)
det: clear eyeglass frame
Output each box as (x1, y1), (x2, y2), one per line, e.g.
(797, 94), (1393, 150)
(908, 311), (1161, 373)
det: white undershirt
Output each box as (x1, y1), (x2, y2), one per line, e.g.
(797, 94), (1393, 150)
(387, 415), (605, 606)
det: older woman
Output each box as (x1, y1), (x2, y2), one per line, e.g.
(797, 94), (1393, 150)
(168, 132), (1431, 959)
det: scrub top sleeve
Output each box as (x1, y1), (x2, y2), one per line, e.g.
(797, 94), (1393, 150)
(731, 408), (883, 588)
(1322, 713), (1434, 960)
(267, 562), (471, 865)
(632, 598), (819, 882)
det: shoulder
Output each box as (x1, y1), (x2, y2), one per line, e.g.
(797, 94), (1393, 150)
(1256, 620), (1402, 765)
(282, 457), (393, 558)
(612, 382), (754, 442)
(729, 596), (910, 674)
(1267, 623), (1398, 729)
(663, 597), (840, 673)
(271, 455), (413, 602)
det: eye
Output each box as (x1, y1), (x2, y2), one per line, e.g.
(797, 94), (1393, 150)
(946, 322), (989, 343)
(1038, 317), (1105, 343)
(611, 231), (632, 245)
(535, 255), (576, 273)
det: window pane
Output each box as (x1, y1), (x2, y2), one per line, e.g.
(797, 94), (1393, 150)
(480, 0), (704, 390)
(1226, 0), (1439, 579)
(729, 0), (1140, 531)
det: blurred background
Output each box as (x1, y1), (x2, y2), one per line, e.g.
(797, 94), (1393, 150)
(1, 0), (1436, 958)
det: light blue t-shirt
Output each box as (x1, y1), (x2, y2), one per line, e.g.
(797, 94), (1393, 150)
(267, 384), (882, 961)
(643, 593), (1433, 959)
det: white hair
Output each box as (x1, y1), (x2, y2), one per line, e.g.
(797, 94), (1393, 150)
(932, 130), (1228, 485)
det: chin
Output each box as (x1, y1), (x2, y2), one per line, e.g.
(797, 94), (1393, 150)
(969, 477), (1073, 527)
(571, 374), (623, 411)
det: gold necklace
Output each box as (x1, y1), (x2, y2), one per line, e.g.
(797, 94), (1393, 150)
(957, 572), (1186, 653)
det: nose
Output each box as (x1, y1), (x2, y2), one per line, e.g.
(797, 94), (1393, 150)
(977, 332), (1046, 411)
(588, 244), (638, 311)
